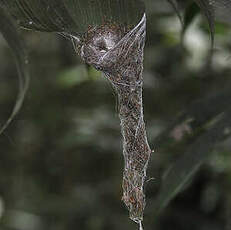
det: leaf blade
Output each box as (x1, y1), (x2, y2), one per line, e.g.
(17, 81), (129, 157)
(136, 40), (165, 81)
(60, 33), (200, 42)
(153, 108), (231, 215)
(1, 0), (145, 36)
(0, 6), (30, 135)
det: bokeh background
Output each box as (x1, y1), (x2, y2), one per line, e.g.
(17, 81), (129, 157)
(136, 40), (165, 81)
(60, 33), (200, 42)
(0, 0), (231, 229)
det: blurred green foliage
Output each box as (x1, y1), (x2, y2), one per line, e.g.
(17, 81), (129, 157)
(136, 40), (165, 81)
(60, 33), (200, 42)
(0, 0), (231, 229)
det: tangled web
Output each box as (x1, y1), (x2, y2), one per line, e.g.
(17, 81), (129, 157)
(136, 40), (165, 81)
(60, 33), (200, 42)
(76, 14), (151, 226)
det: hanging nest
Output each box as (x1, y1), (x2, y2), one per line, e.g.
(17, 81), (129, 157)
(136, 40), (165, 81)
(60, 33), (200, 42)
(78, 14), (151, 223)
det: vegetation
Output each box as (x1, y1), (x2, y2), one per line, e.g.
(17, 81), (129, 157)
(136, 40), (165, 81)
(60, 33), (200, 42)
(0, 0), (231, 229)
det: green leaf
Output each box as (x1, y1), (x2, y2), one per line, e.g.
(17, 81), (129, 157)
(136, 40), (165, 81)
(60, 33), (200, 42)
(167, 0), (231, 47)
(0, 7), (30, 135)
(153, 108), (231, 215)
(0, 0), (145, 36)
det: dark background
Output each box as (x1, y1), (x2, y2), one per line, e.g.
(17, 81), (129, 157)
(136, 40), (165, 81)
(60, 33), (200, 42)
(0, 1), (231, 229)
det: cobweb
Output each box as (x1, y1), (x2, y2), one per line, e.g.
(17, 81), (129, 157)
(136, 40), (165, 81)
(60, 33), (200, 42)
(75, 14), (151, 227)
